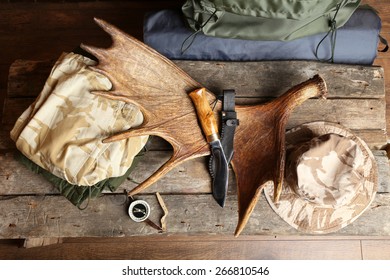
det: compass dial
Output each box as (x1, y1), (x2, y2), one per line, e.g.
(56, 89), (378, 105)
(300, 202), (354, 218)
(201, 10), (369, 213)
(128, 200), (150, 222)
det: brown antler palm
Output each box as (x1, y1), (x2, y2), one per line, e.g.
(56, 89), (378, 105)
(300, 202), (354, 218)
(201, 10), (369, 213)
(81, 18), (327, 236)
(81, 18), (214, 195)
(232, 77), (327, 236)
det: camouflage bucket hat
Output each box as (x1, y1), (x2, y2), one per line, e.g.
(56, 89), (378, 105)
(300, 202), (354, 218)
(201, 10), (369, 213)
(264, 121), (378, 234)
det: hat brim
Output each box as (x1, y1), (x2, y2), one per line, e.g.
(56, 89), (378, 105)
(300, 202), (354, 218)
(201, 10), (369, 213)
(264, 121), (378, 234)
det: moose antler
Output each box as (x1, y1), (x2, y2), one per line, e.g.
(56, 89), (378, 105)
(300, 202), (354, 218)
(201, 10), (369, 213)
(232, 76), (327, 236)
(81, 18), (327, 236)
(81, 18), (214, 194)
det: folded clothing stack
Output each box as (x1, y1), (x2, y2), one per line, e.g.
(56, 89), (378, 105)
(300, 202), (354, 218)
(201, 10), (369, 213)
(10, 52), (148, 207)
(144, 8), (382, 65)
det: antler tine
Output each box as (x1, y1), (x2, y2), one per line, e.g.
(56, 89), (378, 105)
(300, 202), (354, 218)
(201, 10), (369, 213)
(93, 17), (169, 54)
(272, 74), (327, 202)
(102, 126), (152, 143)
(93, 17), (139, 46)
(91, 90), (129, 101)
(128, 152), (187, 196)
(80, 43), (108, 62)
(92, 89), (151, 125)
(80, 18), (129, 60)
(88, 65), (111, 78)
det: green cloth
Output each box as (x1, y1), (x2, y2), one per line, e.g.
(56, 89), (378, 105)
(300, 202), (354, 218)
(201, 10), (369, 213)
(15, 150), (145, 209)
(182, 0), (361, 41)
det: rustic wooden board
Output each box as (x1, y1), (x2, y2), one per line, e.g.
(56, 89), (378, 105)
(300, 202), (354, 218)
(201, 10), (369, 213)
(0, 151), (210, 195)
(1, 58), (389, 241)
(361, 240), (390, 260)
(8, 60), (385, 99)
(3, 60), (386, 158)
(1, 125), (386, 152)
(0, 127), (13, 151)
(0, 1), (183, 69)
(175, 61), (385, 99)
(1, 192), (390, 239)
(2, 97), (386, 130)
(0, 1), (388, 256)
(0, 238), (364, 260)
(290, 99), (385, 130)
(7, 59), (53, 98)
(0, 150), (388, 195)
(353, 129), (387, 149)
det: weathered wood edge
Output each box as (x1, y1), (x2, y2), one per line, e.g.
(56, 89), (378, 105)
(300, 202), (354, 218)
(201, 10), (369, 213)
(1, 192), (389, 239)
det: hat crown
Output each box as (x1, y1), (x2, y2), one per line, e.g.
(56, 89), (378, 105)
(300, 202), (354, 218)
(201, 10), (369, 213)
(287, 134), (365, 207)
(265, 122), (377, 234)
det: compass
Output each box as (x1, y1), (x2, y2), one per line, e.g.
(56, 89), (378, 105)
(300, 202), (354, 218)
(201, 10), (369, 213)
(128, 200), (150, 222)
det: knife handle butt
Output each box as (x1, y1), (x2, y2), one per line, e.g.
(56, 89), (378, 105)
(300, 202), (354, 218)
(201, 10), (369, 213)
(189, 88), (219, 143)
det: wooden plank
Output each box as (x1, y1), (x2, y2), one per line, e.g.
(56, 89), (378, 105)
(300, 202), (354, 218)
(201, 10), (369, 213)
(7, 59), (53, 98)
(1, 98), (30, 125)
(0, 192), (390, 239)
(0, 1), (388, 256)
(367, 0), (390, 61)
(0, 0), (388, 256)
(0, 238), (362, 260)
(5, 60), (386, 141)
(0, 151), (211, 195)
(0, 150), (388, 195)
(289, 99), (385, 131)
(363, 0), (390, 33)
(175, 61), (385, 99)
(377, 150), (390, 193)
(374, 57), (390, 137)
(23, 237), (63, 249)
(0, 1), (182, 33)
(0, 63), (8, 121)
(0, 126), (14, 150)
(0, 1), (183, 67)
(0, 152), (59, 195)
(361, 240), (390, 260)
(353, 129), (387, 149)
(1, 123), (386, 152)
(2, 97), (386, 131)
(8, 60), (385, 99)
(59, 235), (390, 242)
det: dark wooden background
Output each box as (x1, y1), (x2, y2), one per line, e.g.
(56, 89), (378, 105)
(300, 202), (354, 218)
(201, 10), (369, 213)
(0, 0), (389, 259)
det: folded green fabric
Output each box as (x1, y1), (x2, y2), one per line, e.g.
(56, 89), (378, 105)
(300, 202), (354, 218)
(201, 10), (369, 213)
(182, 0), (361, 41)
(15, 149), (145, 209)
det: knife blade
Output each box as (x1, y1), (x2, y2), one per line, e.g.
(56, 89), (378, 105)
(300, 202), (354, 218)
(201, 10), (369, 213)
(189, 88), (229, 207)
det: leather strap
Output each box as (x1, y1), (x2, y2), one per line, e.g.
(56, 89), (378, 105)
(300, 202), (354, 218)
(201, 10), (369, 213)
(209, 89), (238, 178)
(220, 89), (239, 164)
(379, 35), (389, 53)
(209, 89), (239, 178)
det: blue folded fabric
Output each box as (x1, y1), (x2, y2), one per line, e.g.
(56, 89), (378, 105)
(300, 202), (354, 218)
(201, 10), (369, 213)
(143, 8), (381, 65)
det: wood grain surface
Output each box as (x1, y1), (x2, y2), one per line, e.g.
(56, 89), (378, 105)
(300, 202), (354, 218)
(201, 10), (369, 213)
(0, 0), (389, 260)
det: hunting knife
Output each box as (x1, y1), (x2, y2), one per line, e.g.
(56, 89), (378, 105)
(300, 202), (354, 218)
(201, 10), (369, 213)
(189, 88), (229, 207)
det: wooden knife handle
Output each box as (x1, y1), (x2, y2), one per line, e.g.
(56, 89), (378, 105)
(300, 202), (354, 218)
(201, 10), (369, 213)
(189, 88), (219, 143)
